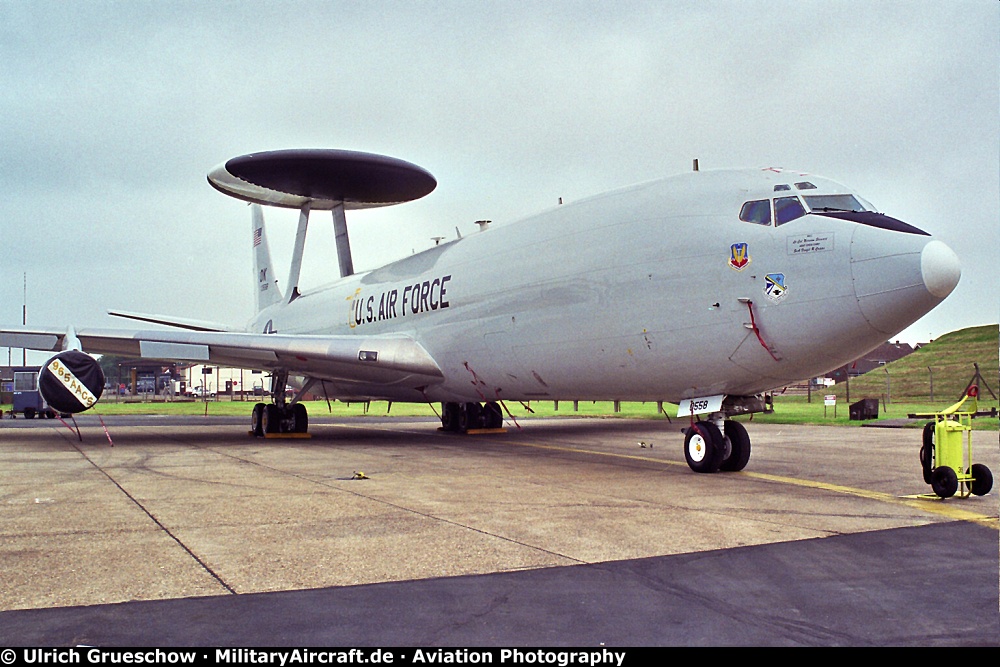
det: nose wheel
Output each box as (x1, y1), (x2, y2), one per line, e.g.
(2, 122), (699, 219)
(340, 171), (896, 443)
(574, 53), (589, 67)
(683, 417), (752, 473)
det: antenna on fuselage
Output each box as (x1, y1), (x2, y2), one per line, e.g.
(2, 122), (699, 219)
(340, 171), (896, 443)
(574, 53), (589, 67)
(693, 159), (700, 172)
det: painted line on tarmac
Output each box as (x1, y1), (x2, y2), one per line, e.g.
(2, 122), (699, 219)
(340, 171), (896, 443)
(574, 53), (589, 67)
(509, 439), (998, 529)
(349, 423), (999, 530)
(739, 470), (999, 530)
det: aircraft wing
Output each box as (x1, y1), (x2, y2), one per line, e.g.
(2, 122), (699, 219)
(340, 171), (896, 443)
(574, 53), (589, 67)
(0, 327), (444, 389)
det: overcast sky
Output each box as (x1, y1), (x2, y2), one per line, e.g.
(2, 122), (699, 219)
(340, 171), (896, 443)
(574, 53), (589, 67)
(2, 0), (997, 365)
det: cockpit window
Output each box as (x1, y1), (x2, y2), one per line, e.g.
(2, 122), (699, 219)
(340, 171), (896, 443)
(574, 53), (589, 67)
(794, 182), (817, 190)
(774, 196), (806, 226)
(739, 199), (771, 225)
(804, 194), (866, 212)
(773, 184), (791, 191)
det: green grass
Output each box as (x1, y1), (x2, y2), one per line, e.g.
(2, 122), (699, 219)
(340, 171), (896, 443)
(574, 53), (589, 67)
(732, 395), (997, 430)
(5, 325), (995, 431)
(845, 324), (998, 402)
(4, 396), (995, 430)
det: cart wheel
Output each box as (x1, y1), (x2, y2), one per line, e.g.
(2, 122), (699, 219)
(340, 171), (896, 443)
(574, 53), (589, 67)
(931, 466), (958, 499)
(919, 422), (934, 484)
(968, 464), (993, 496)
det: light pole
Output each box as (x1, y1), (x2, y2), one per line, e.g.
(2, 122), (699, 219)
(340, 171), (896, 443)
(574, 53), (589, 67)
(21, 273), (26, 365)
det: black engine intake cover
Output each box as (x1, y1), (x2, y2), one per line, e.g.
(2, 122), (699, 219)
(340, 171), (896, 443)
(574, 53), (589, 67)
(38, 351), (105, 414)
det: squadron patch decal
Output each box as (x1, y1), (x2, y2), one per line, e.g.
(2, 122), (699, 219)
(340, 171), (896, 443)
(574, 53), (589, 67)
(763, 273), (788, 302)
(729, 243), (751, 271)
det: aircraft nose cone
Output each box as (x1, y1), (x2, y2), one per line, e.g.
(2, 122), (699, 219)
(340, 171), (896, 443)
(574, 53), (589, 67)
(851, 226), (960, 335)
(920, 239), (961, 299)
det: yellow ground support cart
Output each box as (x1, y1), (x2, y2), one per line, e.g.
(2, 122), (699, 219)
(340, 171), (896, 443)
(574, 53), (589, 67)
(914, 386), (994, 499)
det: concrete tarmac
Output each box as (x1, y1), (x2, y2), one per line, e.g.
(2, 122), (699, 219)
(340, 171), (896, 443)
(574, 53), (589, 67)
(0, 414), (997, 646)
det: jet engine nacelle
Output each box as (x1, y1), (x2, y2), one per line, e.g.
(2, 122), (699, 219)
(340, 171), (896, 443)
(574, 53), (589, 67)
(38, 350), (105, 414)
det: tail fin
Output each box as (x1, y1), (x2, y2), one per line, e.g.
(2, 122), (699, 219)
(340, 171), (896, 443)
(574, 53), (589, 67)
(252, 204), (283, 312)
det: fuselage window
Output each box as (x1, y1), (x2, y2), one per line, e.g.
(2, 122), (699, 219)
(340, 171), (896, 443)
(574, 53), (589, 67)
(739, 199), (772, 225)
(774, 196), (806, 226)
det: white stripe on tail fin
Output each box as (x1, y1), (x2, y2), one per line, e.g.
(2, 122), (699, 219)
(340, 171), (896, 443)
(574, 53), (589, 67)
(252, 204), (283, 312)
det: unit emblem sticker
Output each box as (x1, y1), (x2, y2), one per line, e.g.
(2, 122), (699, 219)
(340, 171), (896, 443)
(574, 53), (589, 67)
(763, 273), (788, 302)
(729, 243), (751, 271)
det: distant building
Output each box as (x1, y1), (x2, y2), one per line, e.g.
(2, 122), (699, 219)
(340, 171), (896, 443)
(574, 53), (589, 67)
(829, 340), (915, 383)
(178, 364), (267, 397)
(103, 360), (268, 397)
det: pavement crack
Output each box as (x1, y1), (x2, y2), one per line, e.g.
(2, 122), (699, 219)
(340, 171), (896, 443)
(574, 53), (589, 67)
(65, 437), (237, 596)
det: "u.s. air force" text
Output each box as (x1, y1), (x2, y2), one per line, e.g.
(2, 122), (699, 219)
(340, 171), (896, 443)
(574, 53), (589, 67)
(348, 275), (451, 328)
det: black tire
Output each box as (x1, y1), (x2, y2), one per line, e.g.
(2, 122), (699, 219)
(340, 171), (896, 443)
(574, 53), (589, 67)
(931, 466), (958, 499)
(720, 420), (751, 472)
(458, 402), (483, 431)
(24, 408), (35, 419)
(484, 402), (503, 429)
(45, 410), (56, 419)
(684, 421), (725, 473)
(969, 464), (993, 496)
(919, 422), (935, 484)
(251, 403), (265, 437)
(262, 404), (281, 435)
(441, 402), (461, 431)
(292, 403), (308, 433)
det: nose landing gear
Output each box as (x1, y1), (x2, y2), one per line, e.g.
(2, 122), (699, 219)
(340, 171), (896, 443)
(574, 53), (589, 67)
(684, 417), (752, 473)
(679, 395), (766, 473)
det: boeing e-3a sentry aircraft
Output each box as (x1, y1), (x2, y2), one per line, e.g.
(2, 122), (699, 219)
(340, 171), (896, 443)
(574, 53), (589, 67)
(0, 149), (961, 473)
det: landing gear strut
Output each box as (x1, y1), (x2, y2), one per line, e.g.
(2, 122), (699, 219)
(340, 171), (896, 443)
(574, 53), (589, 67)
(251, 370), (309, 437)
(440, 401), (503, 432)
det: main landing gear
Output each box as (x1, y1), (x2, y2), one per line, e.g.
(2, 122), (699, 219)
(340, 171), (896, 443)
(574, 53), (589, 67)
(250, 370), (309, 437)
(440, 401), (504, 432)
(683, 416), (752, 473)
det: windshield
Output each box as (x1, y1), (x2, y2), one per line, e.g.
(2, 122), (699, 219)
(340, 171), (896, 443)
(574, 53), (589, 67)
(774, 196), (806, 226)
(804, 194), (867, 212)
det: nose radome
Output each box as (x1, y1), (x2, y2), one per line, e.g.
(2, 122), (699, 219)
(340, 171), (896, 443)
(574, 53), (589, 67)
(851, 225), (960, 336)
(921, 240), (961, 299)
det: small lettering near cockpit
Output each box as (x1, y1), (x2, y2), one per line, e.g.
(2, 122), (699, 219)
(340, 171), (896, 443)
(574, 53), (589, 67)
(787, 233), (834, 255)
